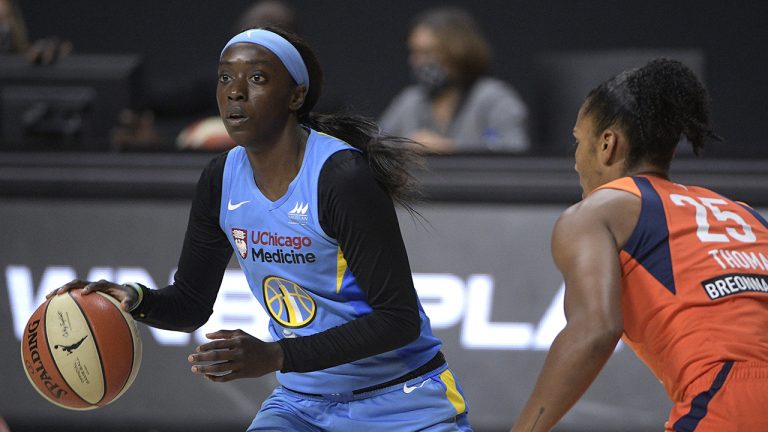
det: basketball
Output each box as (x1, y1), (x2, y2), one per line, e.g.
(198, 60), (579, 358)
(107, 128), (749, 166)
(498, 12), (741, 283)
(20, 290), (142, 410)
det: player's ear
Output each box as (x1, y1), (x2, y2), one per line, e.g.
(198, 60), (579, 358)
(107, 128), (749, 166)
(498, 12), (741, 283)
(289, 85), (306, 111)
(598, 128), (622, 166)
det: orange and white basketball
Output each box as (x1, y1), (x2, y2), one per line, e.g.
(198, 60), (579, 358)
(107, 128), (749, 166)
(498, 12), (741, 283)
(20, 290), (142, 410)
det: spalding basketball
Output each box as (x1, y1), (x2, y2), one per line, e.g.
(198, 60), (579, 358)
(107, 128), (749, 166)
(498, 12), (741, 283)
(20, 290), (142, 410)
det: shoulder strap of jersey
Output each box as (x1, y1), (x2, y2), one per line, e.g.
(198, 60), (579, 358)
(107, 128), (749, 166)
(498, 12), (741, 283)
(592, 176), (642, 197)
(219, 146), (246, 230)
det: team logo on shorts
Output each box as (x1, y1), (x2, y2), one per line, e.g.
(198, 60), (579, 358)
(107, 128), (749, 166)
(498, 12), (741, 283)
(262, 276), (316, 328)
(231, 228), (248, 259)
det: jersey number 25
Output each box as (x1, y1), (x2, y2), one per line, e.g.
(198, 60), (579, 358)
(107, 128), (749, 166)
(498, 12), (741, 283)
(670, 194), (756, 243)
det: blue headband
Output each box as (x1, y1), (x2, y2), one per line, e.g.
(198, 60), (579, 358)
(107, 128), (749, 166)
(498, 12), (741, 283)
(221, 29), (309, 91)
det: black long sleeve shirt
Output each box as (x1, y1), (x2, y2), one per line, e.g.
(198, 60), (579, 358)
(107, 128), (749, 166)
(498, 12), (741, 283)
(131, 150), (421, 373)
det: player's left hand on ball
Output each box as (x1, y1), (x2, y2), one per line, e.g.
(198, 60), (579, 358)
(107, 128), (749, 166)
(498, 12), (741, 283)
(188, 329), (284, 382)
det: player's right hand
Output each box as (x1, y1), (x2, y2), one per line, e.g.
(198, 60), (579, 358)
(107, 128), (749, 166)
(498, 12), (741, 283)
(46, 279), (139, 312)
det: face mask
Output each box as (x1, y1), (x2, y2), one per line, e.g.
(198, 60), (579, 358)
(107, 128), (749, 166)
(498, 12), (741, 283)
(411, 62), (448, 95)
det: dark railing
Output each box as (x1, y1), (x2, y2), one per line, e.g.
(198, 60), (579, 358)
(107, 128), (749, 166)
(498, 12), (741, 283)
(1, 152), (766, 206)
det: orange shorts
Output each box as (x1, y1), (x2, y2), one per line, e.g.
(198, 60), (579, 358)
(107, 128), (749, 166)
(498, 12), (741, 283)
(665, 361), (768, 432)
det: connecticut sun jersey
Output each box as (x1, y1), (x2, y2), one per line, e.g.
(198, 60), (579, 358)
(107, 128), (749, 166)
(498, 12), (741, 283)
(219, 129), (441, 394)
(597, 175), (768, 401)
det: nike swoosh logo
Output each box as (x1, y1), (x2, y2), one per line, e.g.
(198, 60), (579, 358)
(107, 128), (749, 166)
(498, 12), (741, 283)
(403, 380), (427, 394)
(227, 200), (250, 211)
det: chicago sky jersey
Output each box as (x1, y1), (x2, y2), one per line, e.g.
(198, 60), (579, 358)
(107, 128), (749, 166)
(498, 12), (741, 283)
(219, 129), (441, 394)
(597, 176), (768, 401)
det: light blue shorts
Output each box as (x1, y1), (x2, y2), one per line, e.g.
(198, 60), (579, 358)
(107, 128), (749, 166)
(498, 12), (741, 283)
(247, 365), (472, 432)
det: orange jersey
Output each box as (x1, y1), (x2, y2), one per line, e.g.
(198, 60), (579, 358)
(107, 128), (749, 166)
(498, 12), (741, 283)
(597, 175), (768, 401)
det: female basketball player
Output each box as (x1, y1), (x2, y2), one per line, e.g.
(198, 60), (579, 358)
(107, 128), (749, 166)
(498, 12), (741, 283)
(511, 59), (768, 431)
(51, 28), (471, 431)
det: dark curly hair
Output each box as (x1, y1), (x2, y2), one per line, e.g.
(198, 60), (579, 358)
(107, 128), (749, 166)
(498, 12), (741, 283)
(583, 58), (721, 170)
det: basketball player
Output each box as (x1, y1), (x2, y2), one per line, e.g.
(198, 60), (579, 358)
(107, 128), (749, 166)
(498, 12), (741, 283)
(510, 59), (768, 431)
(50, 28), (471, 431)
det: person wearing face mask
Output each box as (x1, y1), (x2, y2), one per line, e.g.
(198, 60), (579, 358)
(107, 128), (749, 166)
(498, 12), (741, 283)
(379, 7), (530, 154)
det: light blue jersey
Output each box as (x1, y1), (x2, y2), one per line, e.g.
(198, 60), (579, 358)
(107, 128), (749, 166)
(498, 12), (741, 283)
(219, 128), (442, 395)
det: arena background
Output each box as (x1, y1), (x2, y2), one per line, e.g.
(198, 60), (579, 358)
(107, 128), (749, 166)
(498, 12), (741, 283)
(11, 0), (768, 157)
(2, 1), (768, 431)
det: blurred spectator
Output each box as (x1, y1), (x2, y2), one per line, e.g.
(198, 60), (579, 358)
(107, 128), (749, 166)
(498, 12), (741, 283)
(379, 7), (529, 153)
(114, 0), (299, 152)
(0, 0), (72, 64)
(174, 0), (299, 152)
(235, 0), (297, 33)
(111, 109), (165, 151)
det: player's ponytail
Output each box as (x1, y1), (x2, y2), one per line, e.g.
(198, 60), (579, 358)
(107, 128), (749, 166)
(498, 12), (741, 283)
(303, 113), (423, 210)
(267, 27), (423, 211)
(584, 58), (721, 170)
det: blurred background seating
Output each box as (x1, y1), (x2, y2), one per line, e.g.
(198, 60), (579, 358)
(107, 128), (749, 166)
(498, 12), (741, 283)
(0, 0), (764, 157)
(532, 49), (704, 156)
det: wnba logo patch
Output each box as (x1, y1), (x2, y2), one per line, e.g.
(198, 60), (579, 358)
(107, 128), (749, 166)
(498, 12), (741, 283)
(262, 276), (316, 328)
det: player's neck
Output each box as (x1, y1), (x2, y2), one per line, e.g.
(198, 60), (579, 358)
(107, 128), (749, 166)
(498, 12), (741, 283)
(246, 126), (308, 201)
(626, 162), (669, 180)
